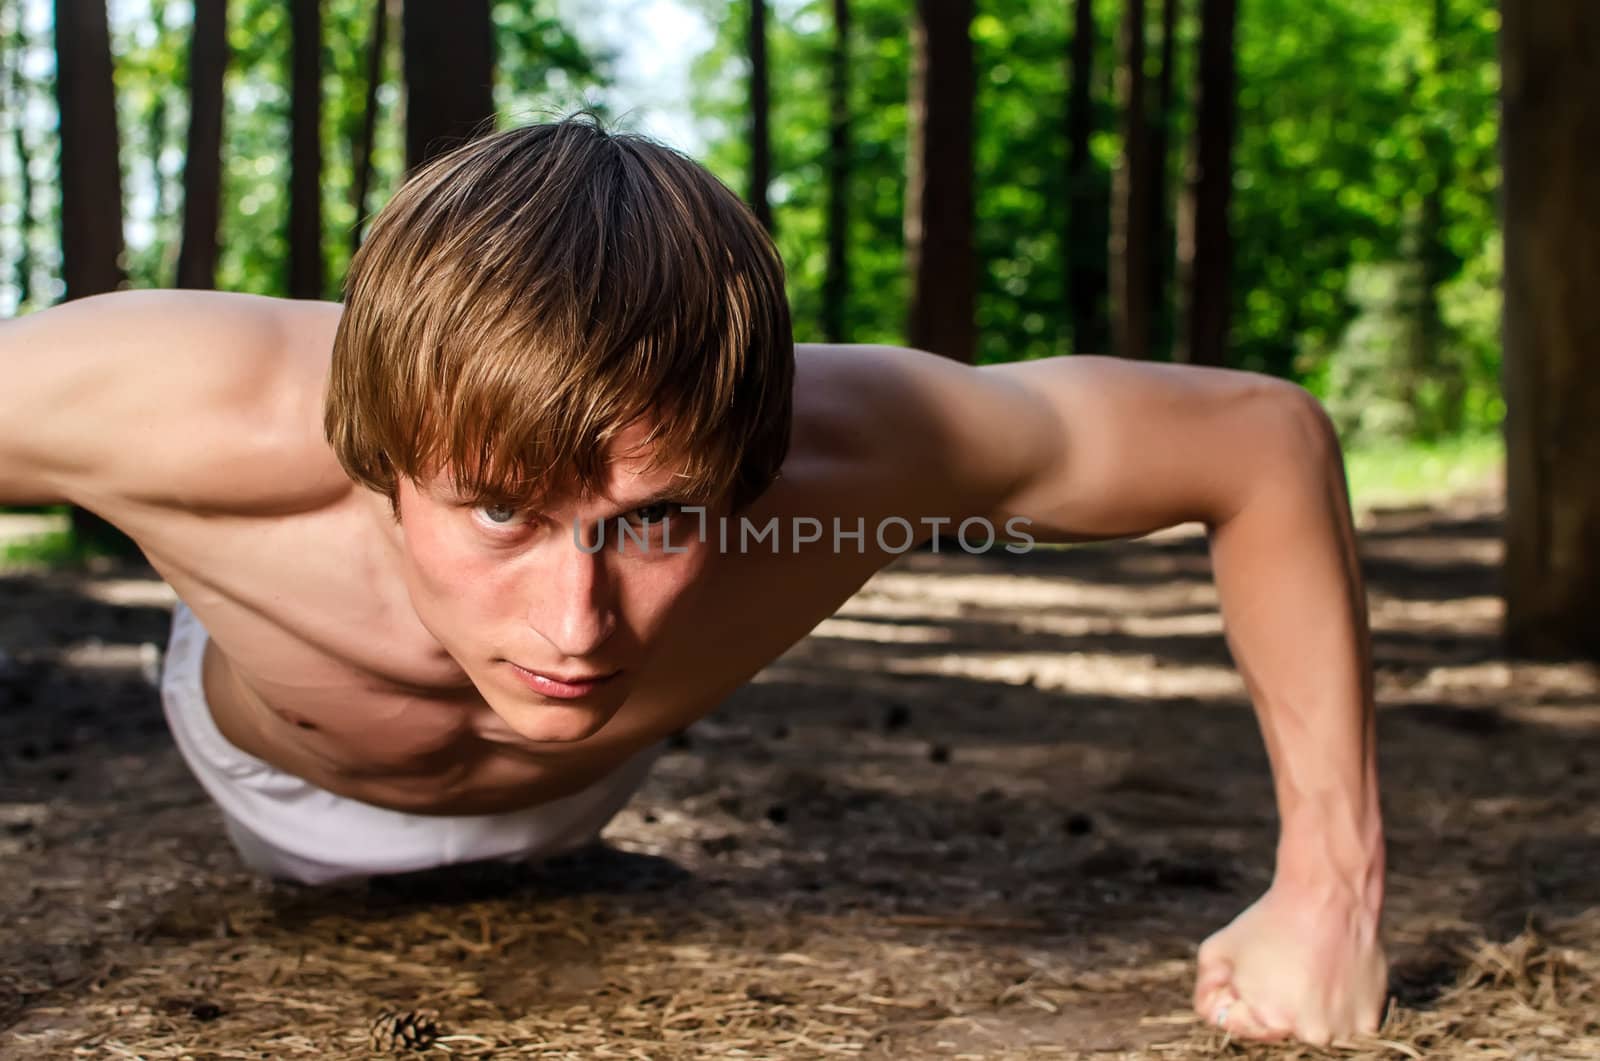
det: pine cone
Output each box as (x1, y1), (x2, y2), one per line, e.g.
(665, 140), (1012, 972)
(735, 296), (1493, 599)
(369, 1008), (441, 1052)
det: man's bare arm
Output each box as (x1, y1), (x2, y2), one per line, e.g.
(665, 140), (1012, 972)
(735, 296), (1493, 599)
(845, 349), (1385, 1044)
(985, 356), (1383, 883)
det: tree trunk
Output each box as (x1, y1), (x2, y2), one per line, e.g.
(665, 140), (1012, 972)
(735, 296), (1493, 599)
(1064, 0), (1106, 355)
(822, 0), (850, 342)
(1501, 0), (1600, 659)
(905, 0), (975, 363)
(748, 0), (773, 233)
(1174, 0), (1236, 367)
(349, 0), (391, 258)
(176, 0), (227, 290)
(54, 0), (126, 301)
(1109, 0), (1151, 359)
(1147, 0), (1179, 355)
(54, 0), (131, 552)
(402, 0), (495, 171)
(289, 0), (323, 298)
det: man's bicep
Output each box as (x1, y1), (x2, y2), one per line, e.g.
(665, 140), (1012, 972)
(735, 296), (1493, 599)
(982, 356), (1330, 542)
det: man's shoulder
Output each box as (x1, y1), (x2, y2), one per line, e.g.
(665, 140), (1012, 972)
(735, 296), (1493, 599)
(789, 342), (970, 466)
(6, 289), (350, 516)
(784, 343), (1053, 527)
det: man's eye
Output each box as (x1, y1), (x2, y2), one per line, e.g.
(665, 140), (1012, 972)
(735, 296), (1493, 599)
(630, 502), (679, 526)
(475, 504), (523, 527)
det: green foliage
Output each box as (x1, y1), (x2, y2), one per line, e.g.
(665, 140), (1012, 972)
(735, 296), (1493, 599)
(692, 0), (1501, 441)
(1341, 431), (1502, 507)
(1259, 0), (1502, 440)
(0, 514), (128, 570)
(495, 2), (606, 121)
(0, 527), (77, 568)
(10, 0), (1505, 450)
(692, 0), (913, 346)
(89, 0), (605, 299)
(693, 0), (1122, 360)
(972, 0), (1069, 363)
(4, 0), (61, 312)
(216, 0), (291, 294)
(112, 0), (186, 288)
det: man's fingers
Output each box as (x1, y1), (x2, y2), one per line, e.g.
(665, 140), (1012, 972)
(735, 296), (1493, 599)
(1193, 986), (1230, 1027)
(1191, 951), (1233, 1009)
(1218, 998), (1292, 1042)
(1194, 981), (1293, 1044)
(1192, 978), (1232, 1024)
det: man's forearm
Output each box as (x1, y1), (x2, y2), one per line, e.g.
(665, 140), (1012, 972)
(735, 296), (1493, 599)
(1206, 404), (1384, 906)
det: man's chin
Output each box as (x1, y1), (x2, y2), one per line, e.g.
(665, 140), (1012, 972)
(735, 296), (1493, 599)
(485, 696), (624, 744)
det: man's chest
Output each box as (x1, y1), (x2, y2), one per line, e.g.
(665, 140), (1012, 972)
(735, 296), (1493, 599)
(136, 486), (905, 811)
(128, 505), (616, 809)
(199, 633), (624, 814)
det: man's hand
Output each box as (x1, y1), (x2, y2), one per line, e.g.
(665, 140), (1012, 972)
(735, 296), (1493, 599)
(1193, 882), (1387, 1044)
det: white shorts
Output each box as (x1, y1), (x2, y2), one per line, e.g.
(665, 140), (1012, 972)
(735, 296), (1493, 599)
(159, 601), (660, 885)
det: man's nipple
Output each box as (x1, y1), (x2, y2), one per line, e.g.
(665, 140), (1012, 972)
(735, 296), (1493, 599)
(275, 708), (318, 731)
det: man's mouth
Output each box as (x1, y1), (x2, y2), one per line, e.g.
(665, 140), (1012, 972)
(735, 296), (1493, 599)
(506, 662), (621, 700)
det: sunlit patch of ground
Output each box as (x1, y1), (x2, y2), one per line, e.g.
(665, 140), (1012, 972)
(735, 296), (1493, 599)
(2, 490), (1598, 1058)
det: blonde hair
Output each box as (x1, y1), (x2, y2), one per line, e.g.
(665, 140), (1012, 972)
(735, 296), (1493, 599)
(326, 117), (793, 516)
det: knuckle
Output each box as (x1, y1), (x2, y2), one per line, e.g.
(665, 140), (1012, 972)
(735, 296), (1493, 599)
(1195, 936), (1227, 965)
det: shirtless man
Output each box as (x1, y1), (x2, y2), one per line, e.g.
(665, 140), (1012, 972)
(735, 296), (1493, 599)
(0, 119), (1386, 1044)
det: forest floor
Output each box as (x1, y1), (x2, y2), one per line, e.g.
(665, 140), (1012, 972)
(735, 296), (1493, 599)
(1, 487), (1597, 1059)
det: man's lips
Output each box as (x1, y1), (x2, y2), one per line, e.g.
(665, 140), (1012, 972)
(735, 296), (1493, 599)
(506, 661), (621, 700)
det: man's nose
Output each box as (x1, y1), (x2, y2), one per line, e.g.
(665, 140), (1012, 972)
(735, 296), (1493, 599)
(529, 542), (617, 658)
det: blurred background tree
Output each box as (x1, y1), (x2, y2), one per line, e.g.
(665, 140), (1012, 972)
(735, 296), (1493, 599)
(1500, 1), (1600, 659)
(905, 0), (975, 362)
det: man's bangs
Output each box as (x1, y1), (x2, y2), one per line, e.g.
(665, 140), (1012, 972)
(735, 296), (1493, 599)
(414, 394), (742, 515)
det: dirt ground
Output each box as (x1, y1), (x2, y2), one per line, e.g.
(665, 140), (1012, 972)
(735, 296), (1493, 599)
(1, 491), (1597, 1060)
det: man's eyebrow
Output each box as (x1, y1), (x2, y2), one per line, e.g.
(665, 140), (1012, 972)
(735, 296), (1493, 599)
(599, 488), (699, 519)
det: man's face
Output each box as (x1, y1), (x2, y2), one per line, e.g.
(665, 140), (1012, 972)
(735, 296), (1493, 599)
(392, 424), (719, 744)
